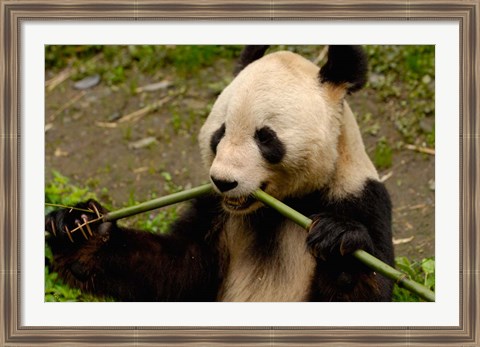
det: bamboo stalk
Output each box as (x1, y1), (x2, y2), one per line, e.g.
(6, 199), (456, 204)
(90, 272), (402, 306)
(103, 184), (213, 222)
(353, 249), (435, 302)
(116, 96), (173, 123)
(252, 189), (436, 302)
(45, 203), (93, 213)
(252, 189), (312, 229)
(91, 183), (434, 301)
(404, 144), (435, 156)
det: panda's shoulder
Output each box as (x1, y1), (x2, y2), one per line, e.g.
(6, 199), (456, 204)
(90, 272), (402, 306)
(287, 178), (391, 218)
(170, 193), (225, 241)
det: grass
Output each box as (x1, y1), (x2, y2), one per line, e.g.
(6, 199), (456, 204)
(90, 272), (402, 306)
(373, 137), (394, 170)
(393, 256), (435, 301)
(364, 45), (435, 146)
(46, 45), (243, 83)
(45, 170), (97, 215)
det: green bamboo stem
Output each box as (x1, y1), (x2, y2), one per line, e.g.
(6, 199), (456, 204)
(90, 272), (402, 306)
(99, 183), (434, 301)
(252, 189), (436, 302)
(353, 249), (436, 302)
(252, 189), (312, 229)
(103, 183), (213, 222)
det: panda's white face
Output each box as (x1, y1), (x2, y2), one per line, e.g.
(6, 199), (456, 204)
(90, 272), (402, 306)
(199, 51), (345, 214)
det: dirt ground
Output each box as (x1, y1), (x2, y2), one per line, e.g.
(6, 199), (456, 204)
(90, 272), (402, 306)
(45, 46), (435, 261)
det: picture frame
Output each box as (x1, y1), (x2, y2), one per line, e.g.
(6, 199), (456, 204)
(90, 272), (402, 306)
(1, 0), (478, 345)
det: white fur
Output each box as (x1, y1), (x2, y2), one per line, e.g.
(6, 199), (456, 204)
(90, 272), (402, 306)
(199, 50), (377, 201)
(218, 218), (315, 301)
(198, 50), (379, 301)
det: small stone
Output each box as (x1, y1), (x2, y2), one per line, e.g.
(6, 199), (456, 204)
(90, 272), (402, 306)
(74, 74), (101, 90)
(128, 137), (158, 150)
(419, 118), (434, 133)
(137, 80), (172, 93)
(369, 73), (385, 87)
(422, 74), (432, 84)
(428, 179), (435, 191)
(108, 111), (121, 122)
(54, 147), (68, 157)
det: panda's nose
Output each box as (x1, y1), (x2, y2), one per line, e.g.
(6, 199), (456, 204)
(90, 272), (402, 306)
(210, 176), (238, 193)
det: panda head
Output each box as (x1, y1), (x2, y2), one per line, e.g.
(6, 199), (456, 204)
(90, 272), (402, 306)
(198, 46), (377, 214)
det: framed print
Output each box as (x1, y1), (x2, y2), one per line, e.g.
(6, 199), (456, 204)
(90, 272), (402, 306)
(1, 0), (479, 345)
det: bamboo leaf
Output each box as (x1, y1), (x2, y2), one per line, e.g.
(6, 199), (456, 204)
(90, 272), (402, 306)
(103, 183), (213, 222)
(421, 258), (435, 275)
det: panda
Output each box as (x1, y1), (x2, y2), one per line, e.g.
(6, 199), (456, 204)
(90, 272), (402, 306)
(45, 45), (394, 302)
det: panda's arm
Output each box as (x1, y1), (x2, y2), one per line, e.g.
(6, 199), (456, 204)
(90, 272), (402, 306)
(304, 179), (394, 301)
(45, 195), (222, 301)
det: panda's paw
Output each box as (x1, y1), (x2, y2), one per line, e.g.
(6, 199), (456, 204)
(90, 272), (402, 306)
(306, 214), (374, 261)
(45, 199), (113, 253)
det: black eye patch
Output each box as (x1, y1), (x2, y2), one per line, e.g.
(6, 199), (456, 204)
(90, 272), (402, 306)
(254, 126), (286, 164)
(210, 123), (226, 154)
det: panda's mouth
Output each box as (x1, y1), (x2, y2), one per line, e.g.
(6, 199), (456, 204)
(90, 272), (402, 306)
(223, 195), (257, 211)
(222, 183), (267, 213)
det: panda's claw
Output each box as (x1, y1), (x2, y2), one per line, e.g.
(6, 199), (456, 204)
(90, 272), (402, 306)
(76, 220), (89, 240)
(64, 225), (74, 243)
(45, 199), (113, 251)
(83, 216), (94, 236)
(50, 219), (57, 237)
(90, 202), (101, 218)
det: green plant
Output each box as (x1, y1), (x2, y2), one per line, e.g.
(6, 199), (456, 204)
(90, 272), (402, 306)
(136, 209), (179, 234)
(392, 256), (435, 301)
(45, 45), (102, 71)
(46, 45), (243, 88)
(122, 125), (133, 141)
(171, 110), (182, 134)
(45, 170), (97, 215)
(426, 127), (435, 148)
(373, 137), (393, 170)
(364, 45), (435, 144)
(162, 45), (242, 76)
(161, 171), (183, 193)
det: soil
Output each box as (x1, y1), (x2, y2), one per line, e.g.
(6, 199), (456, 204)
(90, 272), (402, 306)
(45, 49), (434, 261)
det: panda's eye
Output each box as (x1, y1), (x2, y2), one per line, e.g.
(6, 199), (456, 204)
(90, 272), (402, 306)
(210, 123), (226, 154)
(254, 126), (286, 164)
(255, 127), (274, 144)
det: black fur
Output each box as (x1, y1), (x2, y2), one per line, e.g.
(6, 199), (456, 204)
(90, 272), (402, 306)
(242, 180), (394, 301)
(234, 45), (270, 75)
(45, 179), (393, 302)
(254, 126), (286, 164)
(46, 195), (224, 301)
(241, 204), (285, 260)
(319, 45), (368, 93)
(209, 123), (226, 154)
(285, 179), (394, 301)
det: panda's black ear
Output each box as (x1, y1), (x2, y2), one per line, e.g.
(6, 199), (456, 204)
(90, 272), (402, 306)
(234, 45), (270, 75)
(319, 45), (368, 93)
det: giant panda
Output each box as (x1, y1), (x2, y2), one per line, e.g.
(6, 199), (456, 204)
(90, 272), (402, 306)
(45, 45), (394, 302)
